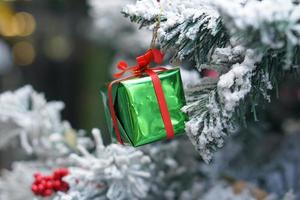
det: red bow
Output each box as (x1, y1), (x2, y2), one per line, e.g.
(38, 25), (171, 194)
(114, 49), (164, 78)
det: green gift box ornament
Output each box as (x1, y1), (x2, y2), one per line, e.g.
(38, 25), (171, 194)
(102, 49), (187, 146)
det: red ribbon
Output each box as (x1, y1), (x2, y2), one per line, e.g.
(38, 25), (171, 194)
(108, 49), (175, 144)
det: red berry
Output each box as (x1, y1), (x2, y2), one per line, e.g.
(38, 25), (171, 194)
(38, 184), (45, 192)
(31, 185), (38, 194)
(46, 181), (53, 189)
(202, 69), (219, 79)
(34, 173), (42, 179)
(44, 175), (52, 181)
(41, 179), (47, 186)
(53, 171), (61, 180)
(53, 180), (61, 190)
(59, 181), (69, 192)
(60, 168), (69, 176)
(43, 189), (52, 197)
(53, 168), (69, 180)
(35, 176), (43, 184)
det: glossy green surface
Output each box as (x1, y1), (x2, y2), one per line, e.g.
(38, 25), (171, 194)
(116, 68), (186, 146)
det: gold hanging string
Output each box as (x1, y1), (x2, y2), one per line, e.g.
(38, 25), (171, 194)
(150, 1), (163, 49)
(153, 0), (181, 66)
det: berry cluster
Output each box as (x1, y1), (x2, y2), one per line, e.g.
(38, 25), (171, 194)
(31, 168), (69, 197)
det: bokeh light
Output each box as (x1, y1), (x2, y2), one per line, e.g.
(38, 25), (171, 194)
(12, 41), (35, 66)
(13, 12), (36, 37)
(0, 3), (36, 37)
(43, 35), (73, 62)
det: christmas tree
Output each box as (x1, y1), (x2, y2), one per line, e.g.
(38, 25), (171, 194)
(1, 0), (300, 199)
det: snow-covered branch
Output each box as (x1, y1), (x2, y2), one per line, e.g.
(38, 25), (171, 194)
(123, 0), (300, 162)
(0, 85), (91, 158)
(56, 129), (152, 200)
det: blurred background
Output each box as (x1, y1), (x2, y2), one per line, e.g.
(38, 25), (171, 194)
(0, 0), (127, 137)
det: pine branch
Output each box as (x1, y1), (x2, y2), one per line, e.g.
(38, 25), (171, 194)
(214, 0), (300, 69)
(56, 129), (152, 200)
(123, 0), (300, 162)
(0, 86), (92, 159)
(123, 0), (229, 65)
